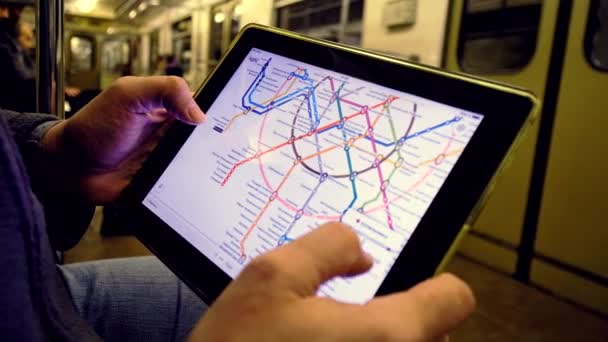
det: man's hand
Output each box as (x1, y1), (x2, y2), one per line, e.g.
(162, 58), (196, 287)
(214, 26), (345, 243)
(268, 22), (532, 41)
(42, 76), (205, 204)
(189, 223), (475, 342)
(65, 86), (81, 98)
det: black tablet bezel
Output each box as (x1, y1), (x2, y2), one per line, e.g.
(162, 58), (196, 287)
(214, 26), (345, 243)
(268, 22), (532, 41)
(117, 25), (536, 304)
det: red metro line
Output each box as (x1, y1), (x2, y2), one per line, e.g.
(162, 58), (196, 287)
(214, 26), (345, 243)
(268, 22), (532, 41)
(214, 57), (462, 261)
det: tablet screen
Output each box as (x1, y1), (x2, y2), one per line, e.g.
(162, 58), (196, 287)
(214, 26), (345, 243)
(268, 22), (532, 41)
(143, 48), (483, 304)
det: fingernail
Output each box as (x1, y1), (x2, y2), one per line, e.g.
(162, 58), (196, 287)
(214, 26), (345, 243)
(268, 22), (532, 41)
(363, 252), (375, 265)
(186, 106), (206, 124)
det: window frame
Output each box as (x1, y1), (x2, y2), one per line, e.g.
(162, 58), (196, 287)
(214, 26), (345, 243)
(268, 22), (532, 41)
(69, 34), (96, 73)
(274, 0), (364, 44)
(456, 0), (544, 75)
(584, 0), (608, 72)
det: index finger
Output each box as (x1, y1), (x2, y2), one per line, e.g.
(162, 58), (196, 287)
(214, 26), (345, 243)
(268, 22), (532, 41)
(111, 76), (205, 124)
(240, 222), (373, 297)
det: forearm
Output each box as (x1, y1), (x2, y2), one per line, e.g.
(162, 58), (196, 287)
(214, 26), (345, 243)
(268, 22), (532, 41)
(38, 120), (96, 250)
(5, 111), (95, 250)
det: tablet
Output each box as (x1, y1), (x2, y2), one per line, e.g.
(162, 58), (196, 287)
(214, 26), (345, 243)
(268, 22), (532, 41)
(117, 24), (538, 304)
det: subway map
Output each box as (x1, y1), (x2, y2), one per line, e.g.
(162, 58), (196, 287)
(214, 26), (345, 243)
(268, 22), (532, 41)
(144, 48), (483, 303)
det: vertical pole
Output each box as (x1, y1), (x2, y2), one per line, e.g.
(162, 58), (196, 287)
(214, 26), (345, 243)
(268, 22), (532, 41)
(54, 0), (65, 119)
(515, 0), (574, 282)
(339, 0), (351, 43)
(222, 3), (231, 53)
(36, 0), (52, 113)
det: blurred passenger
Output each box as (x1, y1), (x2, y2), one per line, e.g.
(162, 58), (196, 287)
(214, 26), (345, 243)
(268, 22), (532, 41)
(0, 0), (35, 113)
(15, 20), (33, 69)
(14, 17), (81, 106)
(121, 62), (133, 77)
(17, 20), (33, 51)
(153, 55), (166, 75)
(164, 54), (184, 77)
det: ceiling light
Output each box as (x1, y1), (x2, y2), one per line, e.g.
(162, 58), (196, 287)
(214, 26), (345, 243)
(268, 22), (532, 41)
(214, 12), (225, 24)
(106, 27), (116, 34)
(234, 4), (243, 16)
(149, 0), (160, 5)
(76, 0), (97, 13)
(129, 9), (137, 19)
(138, 2), (148, 11)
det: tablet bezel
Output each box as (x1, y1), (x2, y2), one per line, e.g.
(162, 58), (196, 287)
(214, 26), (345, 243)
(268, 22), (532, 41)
(116, 24), (538, 304)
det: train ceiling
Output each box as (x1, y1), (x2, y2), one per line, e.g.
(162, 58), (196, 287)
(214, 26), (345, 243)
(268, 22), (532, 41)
(64, 0), (197, 23)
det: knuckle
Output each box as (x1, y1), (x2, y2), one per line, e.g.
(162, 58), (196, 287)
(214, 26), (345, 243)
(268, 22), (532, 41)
(387, 316), (428, 342)
(333, 222), (362, 254)
(403, 323), (427, 341)
(111, 76), (135, 91)
(316, 222), (364, 267)
(166, 76), (187, 91)
(368, 326), (403, 342)
(443, 273), (476, 310)
(367, 327), (391, 342)
(365, 311), (414, 342)
(366, 302), (426, 342)
(323, 221), (358, 243)
(341, 225), (361, 247)
(243, 255), (283, 282)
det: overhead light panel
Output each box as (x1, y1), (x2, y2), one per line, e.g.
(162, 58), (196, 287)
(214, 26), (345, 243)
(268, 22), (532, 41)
(129, 9), (137, 19)
(234, 4), (243, 16)
(76, 0), (97, 13)
(138, 2), (148, 11)
(214, 12), (225, 23)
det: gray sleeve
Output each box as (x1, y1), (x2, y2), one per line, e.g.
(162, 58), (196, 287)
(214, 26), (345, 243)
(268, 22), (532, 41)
(2, 110), (60, 145)
(1, 109), (94, 251)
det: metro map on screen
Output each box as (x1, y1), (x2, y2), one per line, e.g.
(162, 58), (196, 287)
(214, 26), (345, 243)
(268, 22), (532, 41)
(143, 48), (483, 304)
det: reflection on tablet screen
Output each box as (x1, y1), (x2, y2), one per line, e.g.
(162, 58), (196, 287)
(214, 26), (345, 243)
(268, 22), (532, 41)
(143, 48), (483, 304)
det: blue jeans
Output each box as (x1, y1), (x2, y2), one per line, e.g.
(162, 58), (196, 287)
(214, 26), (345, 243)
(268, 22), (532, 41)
(59, 256), (208, 341)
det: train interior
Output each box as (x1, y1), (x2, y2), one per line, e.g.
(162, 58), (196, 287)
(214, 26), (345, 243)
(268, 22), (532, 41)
(13, 0), (608, 340)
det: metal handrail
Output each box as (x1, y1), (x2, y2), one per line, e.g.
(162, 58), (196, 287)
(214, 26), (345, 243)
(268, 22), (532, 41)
(36, 0), (64, 118)
(55, 0), (65, 119)
(36, 0), (52, 113)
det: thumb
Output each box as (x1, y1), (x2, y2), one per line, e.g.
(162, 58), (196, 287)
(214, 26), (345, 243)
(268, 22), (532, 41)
(240, 222), (373, 297)
(110, 76), (205, 124)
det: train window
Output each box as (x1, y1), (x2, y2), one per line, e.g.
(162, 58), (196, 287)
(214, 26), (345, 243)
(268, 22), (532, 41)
(458, 0), (543, 74)
(585, 0), (608, 71)
(69, 35), (94, 72)
(275, 0), (365, 44)
(150, 30), (160, 74)
(230, 3), (243, 42)
(208, 1), (242, 69)
(172, 17), (193, 74)
(102, 39), (130, 75)
(348, 0), (364, 22)
(209, 4), (225, 62)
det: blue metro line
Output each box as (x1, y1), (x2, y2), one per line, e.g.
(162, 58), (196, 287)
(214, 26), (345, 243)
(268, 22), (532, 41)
(242, 59), (320, 125)
(240, 58), (462, 151)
